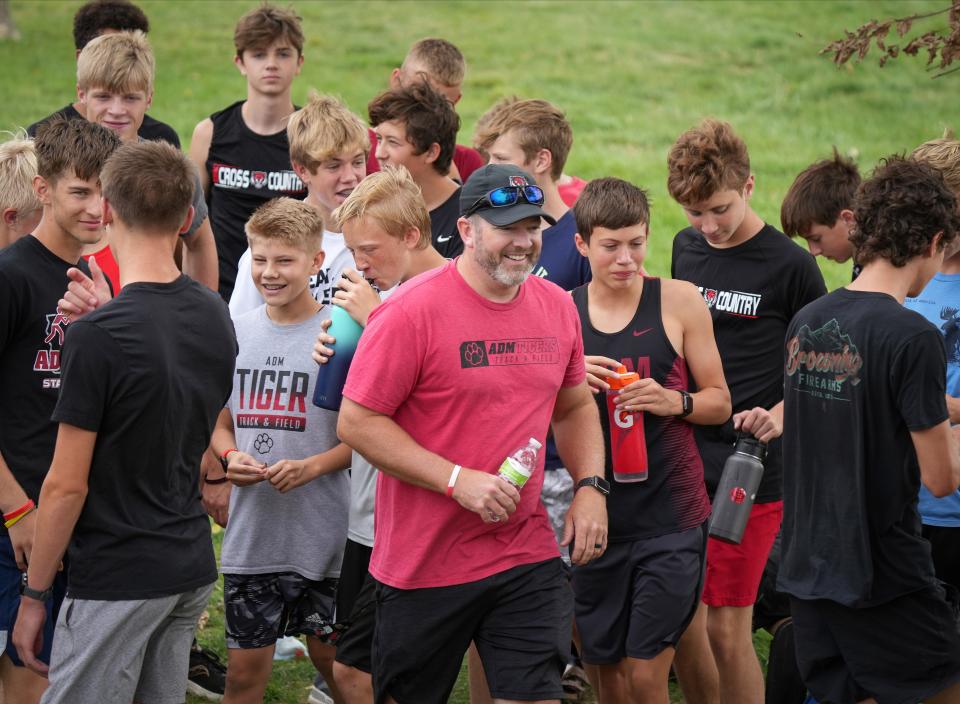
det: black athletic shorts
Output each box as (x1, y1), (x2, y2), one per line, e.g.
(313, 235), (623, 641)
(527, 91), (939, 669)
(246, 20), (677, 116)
(373, 558), (572, 704)
(336, 538), (373, 624)
(334, 571), (376, 673)
(790, 584), (960, 703)
(922, 524), (960, 592)
(572, 523), (706, 663)
(224, 572), (337, 650)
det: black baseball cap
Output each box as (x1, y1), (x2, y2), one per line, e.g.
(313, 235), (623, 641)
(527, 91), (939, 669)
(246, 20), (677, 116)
(459, 164), (556, 227)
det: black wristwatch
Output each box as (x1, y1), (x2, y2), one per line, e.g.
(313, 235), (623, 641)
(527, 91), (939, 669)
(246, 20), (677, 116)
(19, 573), (52, 602)
(677, 390), (693, 418)
(576, 476), (610, 496)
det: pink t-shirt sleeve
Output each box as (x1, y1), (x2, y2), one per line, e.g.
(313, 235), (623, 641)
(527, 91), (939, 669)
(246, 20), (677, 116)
(343, 301), (422, 416)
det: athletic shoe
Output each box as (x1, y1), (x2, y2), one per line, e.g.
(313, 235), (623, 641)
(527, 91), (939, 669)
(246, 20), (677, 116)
(187, 644), (226, 702)
(308, 672), (335, 704)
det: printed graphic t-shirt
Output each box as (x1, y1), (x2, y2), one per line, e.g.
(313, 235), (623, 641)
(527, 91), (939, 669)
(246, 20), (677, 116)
(778, 289), (943, 607)
(0, 236), (94, 526)
(671, 224), (826, 501)
(222, 306), (349, 579)
(905, 272), (960, 527)
(343, 260), (585, 589)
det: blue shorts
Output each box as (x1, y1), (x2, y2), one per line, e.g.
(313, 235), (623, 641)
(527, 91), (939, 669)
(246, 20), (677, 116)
(0, 534), (67, 666)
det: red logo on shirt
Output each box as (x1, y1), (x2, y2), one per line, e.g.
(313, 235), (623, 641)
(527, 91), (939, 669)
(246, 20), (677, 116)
(251, 171), (267, 188)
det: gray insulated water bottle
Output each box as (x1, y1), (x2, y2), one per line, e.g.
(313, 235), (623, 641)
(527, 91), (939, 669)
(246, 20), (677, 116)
(708, 434), (767, 544)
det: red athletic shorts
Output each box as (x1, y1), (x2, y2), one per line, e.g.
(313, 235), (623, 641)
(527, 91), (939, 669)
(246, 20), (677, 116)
(701, 500), (783, 608)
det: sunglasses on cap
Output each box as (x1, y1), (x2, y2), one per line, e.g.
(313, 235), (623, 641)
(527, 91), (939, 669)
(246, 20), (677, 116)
(463, 185), (545, 218)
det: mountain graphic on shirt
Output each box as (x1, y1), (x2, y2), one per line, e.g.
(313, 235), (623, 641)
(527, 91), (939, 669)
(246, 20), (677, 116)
(796, 319), (857, 357)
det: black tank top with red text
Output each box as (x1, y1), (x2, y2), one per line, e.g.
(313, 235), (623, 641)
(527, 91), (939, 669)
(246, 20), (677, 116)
(573, 278), (710, 541)
(206, 101), (307, 300)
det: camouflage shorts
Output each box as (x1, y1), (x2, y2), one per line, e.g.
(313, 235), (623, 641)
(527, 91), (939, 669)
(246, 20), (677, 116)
(223, 572), (339, 650)
(541, 467), (574, 565)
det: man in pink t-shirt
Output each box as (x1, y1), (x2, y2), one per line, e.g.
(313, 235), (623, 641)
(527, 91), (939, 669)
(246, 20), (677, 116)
(339, 163), (607, 704)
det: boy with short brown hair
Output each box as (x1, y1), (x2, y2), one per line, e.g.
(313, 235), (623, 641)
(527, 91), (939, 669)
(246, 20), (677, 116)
(781, 149), (860, 272)
(668, 119), (826, 704)
(190, 3), (308, 301)
(368, 82), (463, 258)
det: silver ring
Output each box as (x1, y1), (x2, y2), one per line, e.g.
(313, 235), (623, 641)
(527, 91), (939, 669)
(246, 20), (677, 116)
(489, 511), (501, 523)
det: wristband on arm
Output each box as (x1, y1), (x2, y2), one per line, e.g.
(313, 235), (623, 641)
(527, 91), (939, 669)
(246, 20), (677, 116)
(3, 499), (35, 528)
(446, 464), (462, 498)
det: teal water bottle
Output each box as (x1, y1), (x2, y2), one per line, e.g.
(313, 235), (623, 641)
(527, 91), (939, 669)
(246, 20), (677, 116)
(312, 303), (364, 411)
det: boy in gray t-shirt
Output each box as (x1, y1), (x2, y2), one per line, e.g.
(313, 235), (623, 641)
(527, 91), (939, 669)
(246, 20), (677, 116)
(211, 198), (351, 702)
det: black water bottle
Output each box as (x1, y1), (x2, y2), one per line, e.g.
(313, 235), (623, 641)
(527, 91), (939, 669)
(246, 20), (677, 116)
(708, 434), (767, 544)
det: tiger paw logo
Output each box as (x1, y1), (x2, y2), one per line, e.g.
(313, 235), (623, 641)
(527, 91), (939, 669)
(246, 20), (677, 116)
(460, 340), (489, 368)
(253, 433), (274, 454)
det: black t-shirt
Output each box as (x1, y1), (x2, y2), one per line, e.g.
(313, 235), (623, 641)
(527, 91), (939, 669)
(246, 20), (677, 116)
(206, 101), (307, 301)
(52, 275), (236, 600)
(430, 187), (464, 259)
(671, 224), (826, 502)
(573, 280), (711, 540)
(778, 289), (944, 607)
(0, 236), (95, 532)
(27, 104), (180, 147)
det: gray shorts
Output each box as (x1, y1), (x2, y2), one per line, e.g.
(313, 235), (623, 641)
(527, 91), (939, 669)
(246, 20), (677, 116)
(42, 582), (213, 704)
(541, 467), (574, 564)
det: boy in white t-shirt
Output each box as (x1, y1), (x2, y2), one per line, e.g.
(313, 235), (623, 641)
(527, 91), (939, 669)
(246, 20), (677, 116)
(229, 94), (369, 315)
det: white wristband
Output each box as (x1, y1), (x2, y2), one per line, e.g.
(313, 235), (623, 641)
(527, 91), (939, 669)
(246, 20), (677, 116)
(446, 464), (462, 498)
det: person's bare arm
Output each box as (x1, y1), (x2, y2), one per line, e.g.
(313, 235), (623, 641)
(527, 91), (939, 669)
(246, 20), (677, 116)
(551, 380), (607, 565)
(337, 397), (520, 523)
(947, 395), (960, 425)
(13, 423), (96, 675)
(912, 421), (960, 498)
(265, 442), (352, 493)
(616, 282), (730, 424)
(189, 118), (213, 196)
(181, 218), (218, 291)
(0, 451), (36, 570)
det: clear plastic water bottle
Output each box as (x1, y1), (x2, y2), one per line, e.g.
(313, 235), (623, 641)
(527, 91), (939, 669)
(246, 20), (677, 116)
(498, 438), (542, 489)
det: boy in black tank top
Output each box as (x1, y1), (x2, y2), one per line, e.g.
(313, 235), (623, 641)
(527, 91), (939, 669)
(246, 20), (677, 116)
(189, 4), (308, 301)
(569, 179), (731, 704)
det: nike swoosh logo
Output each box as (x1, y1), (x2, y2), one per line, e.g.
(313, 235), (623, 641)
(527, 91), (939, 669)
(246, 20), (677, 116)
(437, 234), (453, 243)
(632, 328), (652, 337)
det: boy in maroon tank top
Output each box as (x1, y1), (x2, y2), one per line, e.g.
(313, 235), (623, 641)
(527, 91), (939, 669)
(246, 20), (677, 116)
(569, 178), (731, 704)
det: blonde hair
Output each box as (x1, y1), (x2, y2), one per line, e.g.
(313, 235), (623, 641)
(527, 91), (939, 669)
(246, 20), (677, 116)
(333, 166), (431, 250)
(0, 133), (41, 218)
(912, 131), (960, 197)
(246, 197), (324, 253)
(77, 29), (154, 93)
(403, 38), (464, 87)
(287, 93), (369, 173)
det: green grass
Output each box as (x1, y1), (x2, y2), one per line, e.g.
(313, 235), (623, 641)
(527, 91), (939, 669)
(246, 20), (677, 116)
(2, 1), (951, 700)
(2, 0), (956, 292)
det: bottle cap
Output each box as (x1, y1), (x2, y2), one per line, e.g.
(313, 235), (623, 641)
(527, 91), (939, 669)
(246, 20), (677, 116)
(607, 366), (641, 390)
(529, 437), (543, 450)
(734, 433), (767, 462)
